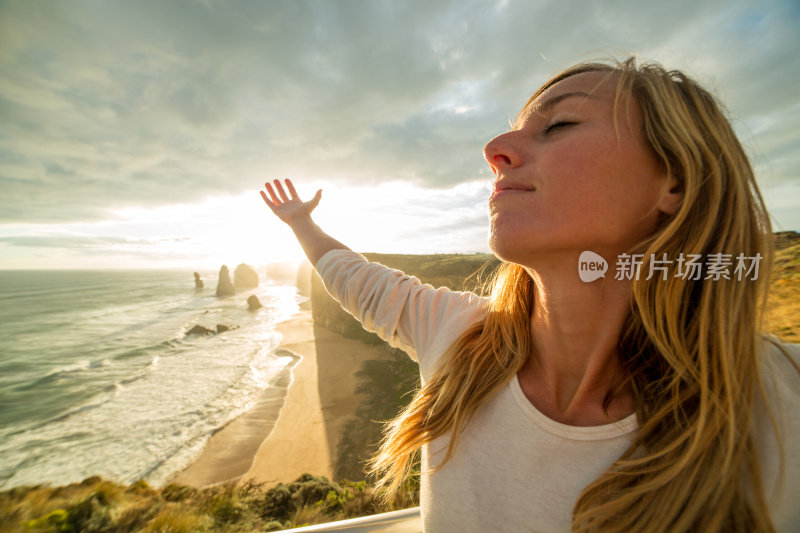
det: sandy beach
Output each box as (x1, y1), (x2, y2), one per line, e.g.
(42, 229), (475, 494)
(172, 307), (396, 488)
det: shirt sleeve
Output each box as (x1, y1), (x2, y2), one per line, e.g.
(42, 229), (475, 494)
(315, 249), (487, 378)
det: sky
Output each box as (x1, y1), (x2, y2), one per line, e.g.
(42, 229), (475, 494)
(1, 0), (798, 270)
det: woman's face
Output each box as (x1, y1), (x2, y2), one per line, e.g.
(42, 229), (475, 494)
(485, 71), (677, 266)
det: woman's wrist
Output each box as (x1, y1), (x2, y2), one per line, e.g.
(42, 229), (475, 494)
(287, 213), (315, 232)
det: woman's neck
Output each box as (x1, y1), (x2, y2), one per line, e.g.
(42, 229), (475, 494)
(517, 262), (635, 426)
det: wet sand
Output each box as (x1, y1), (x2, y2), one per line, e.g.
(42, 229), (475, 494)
(171, 308), (392, 487)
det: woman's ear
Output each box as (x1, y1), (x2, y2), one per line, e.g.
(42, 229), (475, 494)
(657, 174), (682, 215)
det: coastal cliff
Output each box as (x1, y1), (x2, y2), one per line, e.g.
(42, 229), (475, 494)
(306, 253), (498, 481)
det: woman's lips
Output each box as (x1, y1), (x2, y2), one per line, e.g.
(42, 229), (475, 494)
(491, 186), (535, 200)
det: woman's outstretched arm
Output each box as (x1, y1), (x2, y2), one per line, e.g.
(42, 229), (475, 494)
(262, 178), (486, 369)
(260, 178), (350, 266)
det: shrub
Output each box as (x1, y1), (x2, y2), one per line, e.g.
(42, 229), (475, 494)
(261, 474), (346, 521)
(114, 501), (163, 533)
(161, 484), (197, 503)
(289, 503), (326, 528)
(64, 492), (112, 532)
(315, 488), (352, 514)
(203, 484), (241, 524)
(22, 490), (113, 533)
(263, 519), (288, 532)
(340, 480), (381, 518)
(23, 508), (70, 532)
(144, 504), (207, 533)
(126, 480), (155, 497)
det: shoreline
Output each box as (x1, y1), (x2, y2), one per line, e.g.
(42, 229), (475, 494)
(168, 313), (307, 487)
(171, 306), (395, 488)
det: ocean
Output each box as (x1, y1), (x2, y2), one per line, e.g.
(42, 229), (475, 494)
(0, 268), (301, 490)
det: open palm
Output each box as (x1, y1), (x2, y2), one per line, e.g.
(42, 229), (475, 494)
(260, 179), (322, 225)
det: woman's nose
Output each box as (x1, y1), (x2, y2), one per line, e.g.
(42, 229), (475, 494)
(483, 133), (520, 175)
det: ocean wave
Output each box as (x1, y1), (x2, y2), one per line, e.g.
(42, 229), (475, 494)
(14, 360), (93, 391)
(110, 338), (183, 362)
(19, 348), (159, 392)
(46, 360), (90, 377)
(0, 272), (300, 490)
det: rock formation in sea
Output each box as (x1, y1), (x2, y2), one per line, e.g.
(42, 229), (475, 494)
(185, 324), (238, 336)
(216, 265), (235, 297)
(186, 325), (215, 336)
(247, 294), (262, 311)
(193, 272), (204, 289)
(233, 263), (259, 290)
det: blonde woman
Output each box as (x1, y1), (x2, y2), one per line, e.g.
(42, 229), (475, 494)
(260, 58), (799, 532)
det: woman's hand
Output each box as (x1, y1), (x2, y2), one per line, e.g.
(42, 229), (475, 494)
(260, 178), (322, 226)
(259, 178), (348, 265)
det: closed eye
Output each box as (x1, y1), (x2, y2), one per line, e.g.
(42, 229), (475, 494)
(544, 121), (576, 134)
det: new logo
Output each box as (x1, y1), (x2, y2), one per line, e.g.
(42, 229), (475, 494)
(578, 251), (608, 282)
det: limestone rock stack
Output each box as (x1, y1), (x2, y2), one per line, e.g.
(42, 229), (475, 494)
(247, 295), (262, 311)
(216, 265), (235, 297)
(234, 263), (259, 290)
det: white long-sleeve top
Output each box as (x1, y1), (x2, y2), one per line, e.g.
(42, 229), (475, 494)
(316, 249), (800, 532)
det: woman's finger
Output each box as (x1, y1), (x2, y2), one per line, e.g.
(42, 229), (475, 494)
(265, 182), (281, 205)
(260, 190), (277, 211)
(307, 189), (322, 210)
(273, 179), (289, 202)
(285, 179), (299, 201)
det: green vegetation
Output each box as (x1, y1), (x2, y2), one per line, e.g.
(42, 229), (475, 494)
(768, 233), (800, 342)
(334, 350), (421, 482)
(1, 474), (416, 533)
(772, 243), (800, 281)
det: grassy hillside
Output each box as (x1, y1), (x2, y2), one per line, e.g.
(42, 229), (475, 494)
(0, 475), (416, 533)
(767, 235), (800, 342)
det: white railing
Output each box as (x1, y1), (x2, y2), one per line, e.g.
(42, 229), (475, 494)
(277, 506), (422, 532)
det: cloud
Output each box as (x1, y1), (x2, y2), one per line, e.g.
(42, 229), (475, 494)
(0, 233), (181, 253)
(0, 0), (797, 228)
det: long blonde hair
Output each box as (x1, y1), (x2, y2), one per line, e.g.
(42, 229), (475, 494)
(370, 57), (777, 532)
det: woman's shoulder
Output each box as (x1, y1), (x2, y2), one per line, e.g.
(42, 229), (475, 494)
(759, 337), (800, 397)
(756, 338), (800, 529)
(760, 337), (800, 366)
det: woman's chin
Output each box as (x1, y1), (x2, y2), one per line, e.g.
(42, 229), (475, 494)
(489, 232), (598, 267)
(488, 234), (533, 265)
